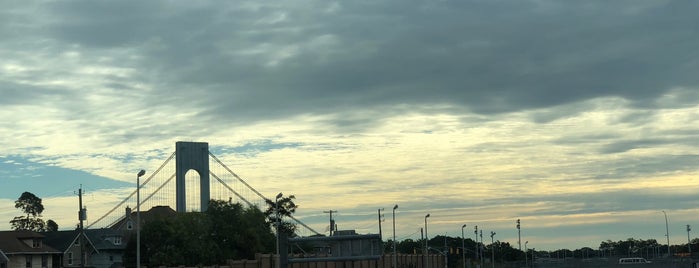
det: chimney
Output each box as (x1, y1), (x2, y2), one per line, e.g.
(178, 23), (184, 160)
(126, 206), (132, 219)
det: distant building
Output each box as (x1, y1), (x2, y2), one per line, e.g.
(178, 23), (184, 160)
(110, 205), (177, 231)
(0, 230), (61, 268)
(42, 229), (127, 268)
(1, 249), (9, 268)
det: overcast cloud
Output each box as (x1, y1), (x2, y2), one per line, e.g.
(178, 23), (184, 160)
(2, 0), (699, 250)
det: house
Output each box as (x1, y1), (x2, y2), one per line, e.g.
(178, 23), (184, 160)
(1, 249), (9, 268)
(109, 206), (177, 232)
(0, 230), (61, 268)
(43, 229), (128, 268)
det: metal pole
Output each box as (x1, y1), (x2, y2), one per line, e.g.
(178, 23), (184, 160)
(78, 186), (85, 268)
(425, 214), (430, 268)
(421, 228), (424, 268)
(461, 225), (466, 268)
(687, 225), (692, 254)
(517, 219), (521, 251)
(480, 230), (483, 267)
(136, 170), (145, 268)
(663, 210), (670, 257)
(393, 205), (398, 268)
(525, 241), (528, 268)
(490, 232), (496, 268)
(378, 208), (384, 239)
(276, 193), (283, 258)
(473, 226), (478, 264)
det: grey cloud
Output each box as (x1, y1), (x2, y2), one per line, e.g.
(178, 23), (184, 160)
(3, 0), (699, 130)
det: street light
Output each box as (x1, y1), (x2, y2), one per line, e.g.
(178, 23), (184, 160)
(275, 192), (283, 257)
(663, 210), (670, 257)
(516, 219), (521, 251)
(392, 204), (398, 268)
(425, 214), (430, 268)
(461, 224), (466, 268)
(474, 226), (478, 263)
(136, 169), (145, 268)
(687, 224), (692, 254)
(525, 241), (529, 268)
(490, 231), (496, 268)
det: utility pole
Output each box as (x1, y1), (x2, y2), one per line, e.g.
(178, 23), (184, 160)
(663, 210), (670, 257)
(378, 208), (384, 239)
(687, 225), (692, 254)
(474, 226), (478, 263)
(480, 230), (484, 267)
(76, 185), (86, 268)
(490, 231), (496, 268)
(517, 219), (521, 251)
(324, 210), (338, 236)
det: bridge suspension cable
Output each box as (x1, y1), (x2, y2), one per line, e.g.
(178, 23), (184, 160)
(87, 151), (176, 228)
(209, 151), (321, 236)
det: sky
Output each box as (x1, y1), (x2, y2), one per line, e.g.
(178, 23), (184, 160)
(2, 0), (699, 251)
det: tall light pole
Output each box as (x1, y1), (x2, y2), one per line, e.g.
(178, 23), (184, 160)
(392, 205), (398, 268)
(461, 224), (466, 268)
(687, 225), (692, 254)
(275, 192), (283, 257)
(663, 210), (670, 257)
(378, 208), (385, 239)
(474, 226), (478, 263)
(136, 169), (145, 268)
(425, 214), (430, 268)
(525, 241), (529, 268)
(490, 231), (496, 268)
(516, 219), (521, 251)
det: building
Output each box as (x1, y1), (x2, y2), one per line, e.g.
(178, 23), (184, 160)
(43, 228), (128, 268)
(0, 230), (60, 268)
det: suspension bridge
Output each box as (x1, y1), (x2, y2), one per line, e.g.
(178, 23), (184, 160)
(87, 141), (320, 236)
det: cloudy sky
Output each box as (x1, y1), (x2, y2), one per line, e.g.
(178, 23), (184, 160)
(2, 0), (699, 250)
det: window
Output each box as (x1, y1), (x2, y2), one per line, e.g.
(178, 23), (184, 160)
(126, 220), (133, 230)
(41, 255), (48, 268)
(109, 255), (114, 262)
(25, 256), (31, 268)
(68, 252), (73, 265)
(33, 239), (42, 248)
(114, 236), (122, 245)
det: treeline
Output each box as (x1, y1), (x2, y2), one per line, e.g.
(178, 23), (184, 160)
(384, 236), (699, 268)
(124, 199), (277, 267)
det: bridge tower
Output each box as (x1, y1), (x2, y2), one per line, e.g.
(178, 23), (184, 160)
(175, 141), (210, 212)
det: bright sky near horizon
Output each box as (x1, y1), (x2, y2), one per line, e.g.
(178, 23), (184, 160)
(2, 0), (699, 251)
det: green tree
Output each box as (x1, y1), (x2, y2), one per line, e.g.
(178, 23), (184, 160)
(46, 219), (59, 232)
(10, 192), (47, 231)
(125, 199), (276, 267)
(264, 194), (299, 237)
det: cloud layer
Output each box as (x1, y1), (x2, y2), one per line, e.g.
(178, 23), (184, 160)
(2, 0), (699, 249)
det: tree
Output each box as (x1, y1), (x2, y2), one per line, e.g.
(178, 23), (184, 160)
(124, 199), (276, 267)
(10, 192), (47, 231)
(46, 219), (59, 232)
(264, 194), (299, 237)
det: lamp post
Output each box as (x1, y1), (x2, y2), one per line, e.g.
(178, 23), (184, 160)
(687, 225), (692, 254)
(136, 169), (145, 268)
(490, 231), (496, 268)
(392, 205), (398, 268)
(663, 210), (670, 257)
(525, 241), (529, 268)
(474, 226), (478, 263)
(275, 192), (283, 257)
(516, 219), (521, 251)
(480, 230), (483, 267)
(425, 214), (430, 268)
(461, 224), (466, 268)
